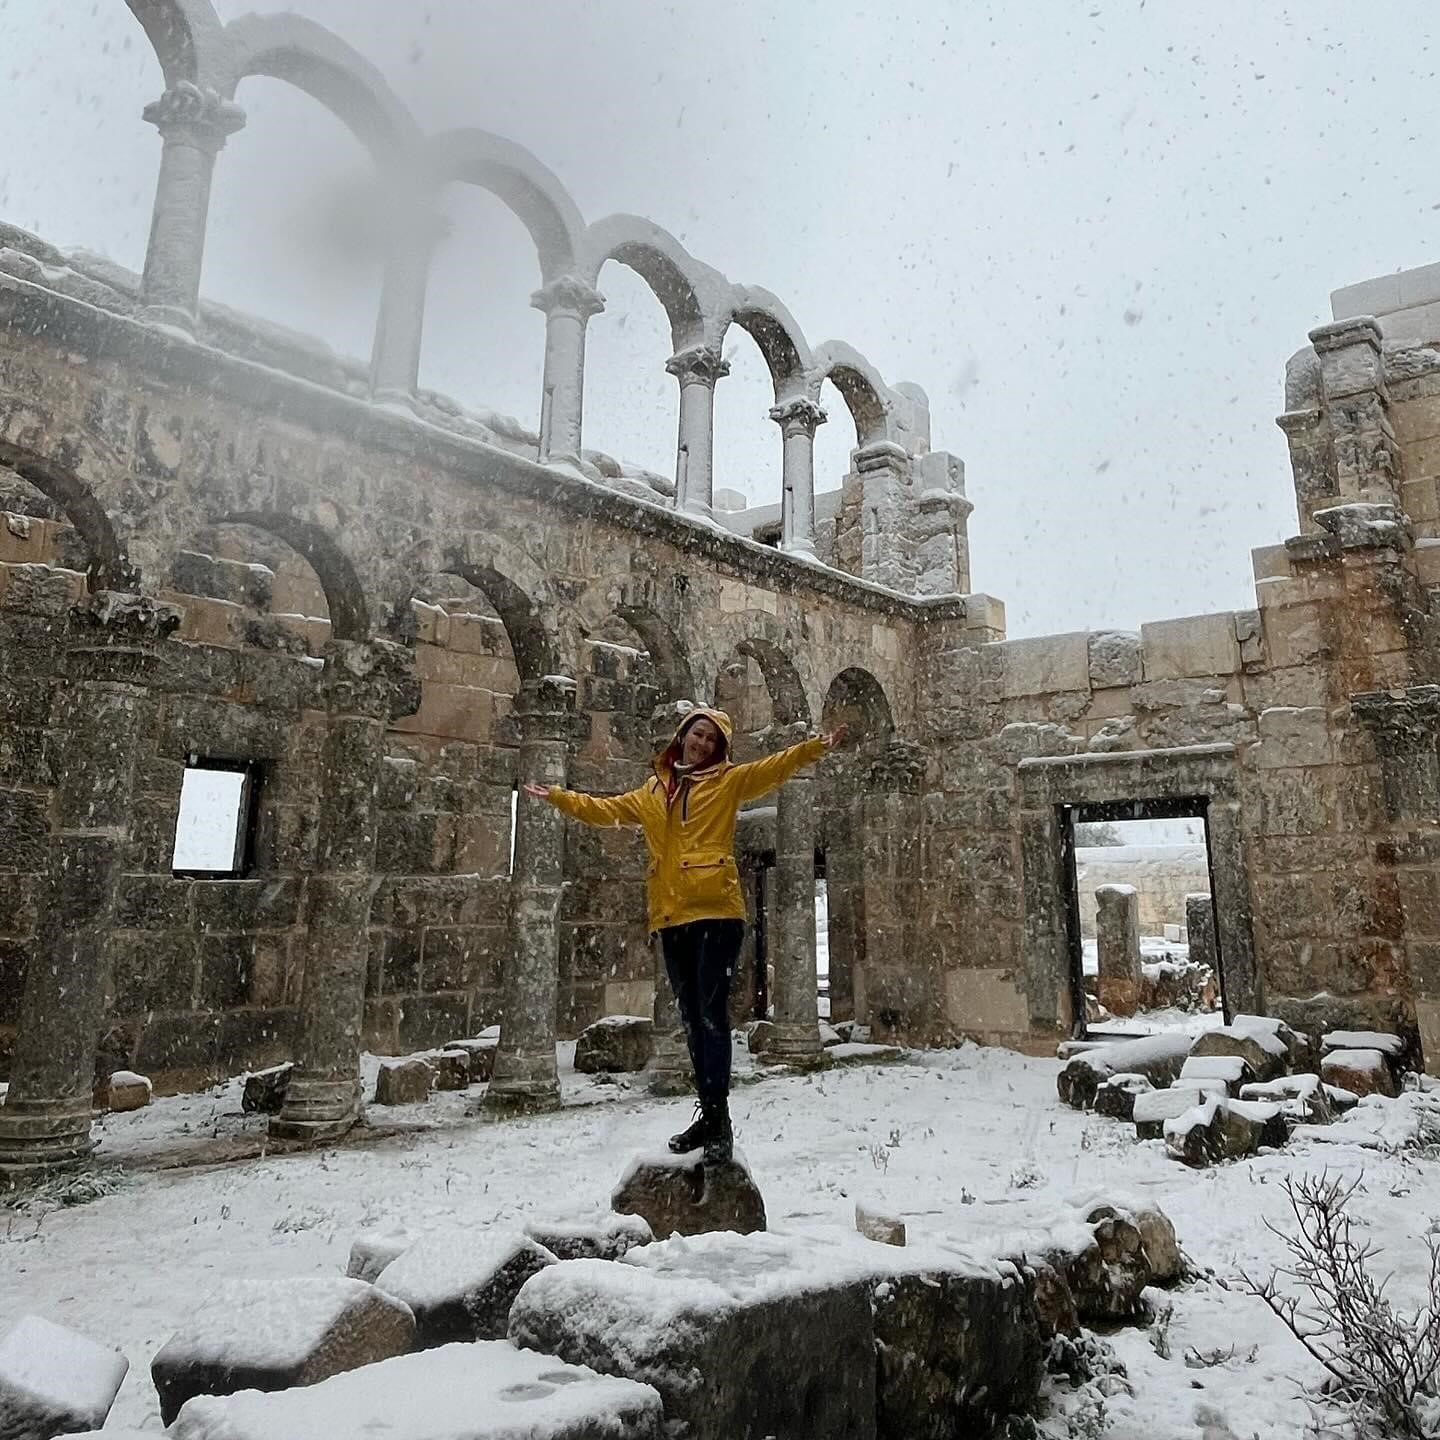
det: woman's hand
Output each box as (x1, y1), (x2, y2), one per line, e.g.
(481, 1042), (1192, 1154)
(522, 782), (552, 800)
(821, 723), (849, 750)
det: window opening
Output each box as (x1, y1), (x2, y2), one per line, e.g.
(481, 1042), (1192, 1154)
(172, 757), (261, 877)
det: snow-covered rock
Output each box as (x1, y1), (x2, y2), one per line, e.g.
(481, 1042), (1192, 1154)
(428, 1049), (471, 1092)
(573, 1016), (653, 1075)
(1163, 1096), (1286, 1166)
(611, 1149), (766, 1239)
(345, 1228), (415, 1284)
(150, 1276), (415, 1424)
(98, 1069), (153, 1113)
(376, 1230), (555, 1346)
(1321, 1047), (1398, 1099)
(1189, 1025), (1285, 1082)
(1093, 1071), (1154, 1121)
(444, 1035), (498, 1084)
(373, 1057), (435, 1106)
(167, 1340), (665, 1440)
(241, 1063), (292, 1115)
(1179, 1053), (1253, 1094)
(1240, 1073), (1333, 1124)
(1057, 1032), (1193, 1109)
(524, 1213), (653, 1263)
(1321, 1028), (1404, 1057)
(1132, 1082), (1227, 1138)
(855, 1201), (906, 1246)
(0, 1314), (128, 1438)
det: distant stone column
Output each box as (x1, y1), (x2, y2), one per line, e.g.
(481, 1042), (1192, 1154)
(272, 640), (420, 1143)
(770, 398), (826, 560)
(534, 278), (605, 464)
(1185, 893), (1217, 975)
(1095, 885), (1142, 1018)
(370, 209), (450, 406)
(852, 441), (911, 589)
(668, 346), (729, 519)
(0, 593), (180, 1178)
(139, 84), (246, 333)
(484, 676), (576, 1115)
(766, 725), (826, 1067)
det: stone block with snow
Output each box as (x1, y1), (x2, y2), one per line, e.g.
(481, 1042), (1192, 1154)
(1086, 1202), (1183, 1286)
(1132, 1082), (1227, 1139)
(1043, 1207), (1152, 1321)
(1240, 1073), (1333, 1124)
(1189, 1025), (1285, 1082)
(167, 1341), (664, 1440)
(428, 1049), (472, 1091)
(150, 1276), (416, 1424)
(0, 1314), (128, 1439)
(1163, 1096), (1285, 1166)
(524, 1213), (652, 1263)
(376, 1230), (556, 1347)
(611, 1149), (765, 1238)
(1232, 1012), (1315, 1071)
(1178, 1053), (1254, 1094)
(1056, 1033), (1193, 1109)
(373, 1057), (435, 1106)
(1093, 1072), (1153, 1121)
(97, 1069), (152, 1113)
(573, 1015), (654, 1075)
(346, 1228), (416, 1284)
(241, 1062), (292, 1115)
(855, 1201), (906, 1246)
(444, 1035), (498, 1084)
(1321, 1047), (1399, 1098)
(746, 1019), (775, 1054)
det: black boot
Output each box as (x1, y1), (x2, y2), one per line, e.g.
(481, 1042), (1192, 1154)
(702, 1096), (733, 1164)
(668, 1103), (708, 1155)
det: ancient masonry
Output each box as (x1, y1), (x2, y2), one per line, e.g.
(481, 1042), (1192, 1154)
(2, 0), (1440, 1175)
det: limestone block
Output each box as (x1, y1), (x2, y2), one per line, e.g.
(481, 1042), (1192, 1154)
(509, 1245), (878, 1440)
(1179, 1053), (1254, 1095)
(524, 1212), (653, 1262)
(855, 1201), (906, 1246)
(611, 1150), (766, 1237)
(373, 1057), (435, 1105)
(1047, 1209), (1150, 1321)
(1027, 1260), (1080, 1339)
(151, 1277), (415, 1424)
(1416, 538), (1440, 584)
(345, 1228), (415, 1283)
(574, 1015), (654, 1074)
(1140, 613), (1242, 680)
(1256, 706), (1335, 768)
(445, 1035), (498, 1083)
(429, 1048), (471, 1091)
(942, 967), (1028, 1034)
(1094, 885), (1141, 1016)
(995, 632), (1090, 698)
(1088, 631), (1141, 689)
(1240, 1074), (1333, 1125)
(1162, 1096), (1286, 1166)
(99, 1069), (152, 1112)
(0, 1315), (128, 1439)
(1190, 1026), (1285, 1082)
(242, 1062), (293, 1115)
(376, 1230), (556, 1347)
(1132, 1083), (1228, 1139)
(746, 1019), (775, 1054)
(1321, 1048), (1398, 1098)
(1056, 1032), (1193, 1109)
(1185, 894), (1217, 974)
(1251, 544), (1292, 582)
(167, 1342), (664, 1440)
(1092, 1072), (1153, 1121)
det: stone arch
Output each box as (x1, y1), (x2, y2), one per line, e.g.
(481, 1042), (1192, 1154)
(712, 287), (814, 398)
(711, 618), (812, 731)
(579, 216), (710, 350)
(424, 129), (586, 284)
(218, 510), (368, 640)
(222, 13), (423, 163)
(822, 666), (895, 744)
(810, 341), (894, 449)
(610, 604), (695, 706)
(125, 0), (228, 89)
(0, 439), (136, 591)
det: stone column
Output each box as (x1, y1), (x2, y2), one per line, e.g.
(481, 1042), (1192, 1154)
(369, 209), (450, 407)
(1185, 893), (1217, 975)
(139, 83), (246, 333)
(667, 346), (729, 519)
(819, 754), (865, 1024)
(765, 724), (826, 1067)
(1094, 885), (1142, 1018)
(533, 278), (605, 464)
(0, 593), (180, 1179)
(1309, 316), (1402, 510)
(484, 675), (576, 1115)
(913, 450), (974, 597)
(852, 441), (912, 589)
(1352, 686), (1440, 822)
(770, 398), (826, 559)
(271, 640), (420, 1143)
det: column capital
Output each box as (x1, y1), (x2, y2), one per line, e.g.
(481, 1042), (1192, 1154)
(1352, 685), (1440, 754)
(143, 82), (246, 152)
(319, 638), (421, 721)
(769, 396), (827, 438)
(530, 276), (605, 320)
(666, 345), (730, 386)
(514, 674), (577, 741)
(63, 591), (181, 685)
(866, 738), (927, 794)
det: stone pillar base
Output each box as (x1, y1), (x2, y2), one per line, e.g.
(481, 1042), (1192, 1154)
(0, 1096), (95, 1177)
(765, 1024), (830, 1069)
(269, 1074), (362, 1144)
(138, 301), (197, 334)
(479, 1077), (562, 1117)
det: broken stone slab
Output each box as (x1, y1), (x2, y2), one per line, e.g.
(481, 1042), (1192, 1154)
(1044, 1208), (1151, 1321)
(428, 1049), (472, 1091)
(1132, 1083), (1227, 1139)
(832, 1021), (872, 1044)
(573, 1015), (653, 1075)
(241, 1062), (293, 1115)
(611, 1149), (766, 1238)
(1189, 1026), (1285, 1082)
(1233, 1013), (1316, 1072)
(167, 1341), (665, 1440)
(97, 1069), (152, 1113)
(1057, 1032), (1193, 1109)
(1321, 1028), (1405, 1058)
(1163, 1096), (1286, 1167)
(373, 1057), (435, 1106)
(0, 1314), (129, 1439)
(444, 1036), (498, 1084)
(746, 1019), (774, 1054)
(375, 1230), (556, 1347)
(819, 1021), (843, 1047)
(345, 1227), (416, 1283)
(151, 1276), (415, 1424)
(1026, 1259), (1080, 1339)
(1241, 1073), (1334, 1124)
(855, 1201), (906, 1246)
(523, 1212), (653, 1262)
(1093, 1072), (1154, 1121)
(1321, 1048), (1399, 1098)
(1178, 1053), (1254, 1095)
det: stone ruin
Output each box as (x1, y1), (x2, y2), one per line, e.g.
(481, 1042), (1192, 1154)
(3, 1), (1440, 1179)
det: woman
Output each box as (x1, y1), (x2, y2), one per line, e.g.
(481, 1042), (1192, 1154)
(524, 706), (845, 1163)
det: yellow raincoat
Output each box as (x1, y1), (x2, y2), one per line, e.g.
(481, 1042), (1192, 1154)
(546, 706), (826, 933)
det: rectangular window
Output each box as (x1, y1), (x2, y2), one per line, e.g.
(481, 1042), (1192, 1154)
(172, 759), (260, 877)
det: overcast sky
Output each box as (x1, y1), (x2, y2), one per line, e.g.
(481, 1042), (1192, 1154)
(2, 1), (1436, 636)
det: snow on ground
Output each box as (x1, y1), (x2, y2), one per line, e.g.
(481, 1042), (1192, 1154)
(4, 1043), (1439, 1438)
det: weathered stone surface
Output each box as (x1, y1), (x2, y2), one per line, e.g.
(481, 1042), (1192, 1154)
(1163, 1096), (1286, 1166)
(241, 1062), (292, 1115)
(1190, 1026), (1284, 1082)
(612, 1150), (766, 1237)
(1130, 1205), (1183, 1284)
(345, 1228), (414, 1283)
(0, 1314), (128, 1439)
(746, 1019), (775, 1054)
(1095, 884), (1142, 1017)
(445, 1034), (498, 1084)
(376, 1230), (555, 1346)
(151, 1277), (416, 1424)
(166, 1342), (665, 1440)
(429, 1048), (471, 1091)
(1241, 1073), (1334, 1124)
(524, 1213), (653, 1262)
(1057, 1033), (1193, 1109)
(1027, 1259), (1080, 1339)
(1049, 1209), (1151, 1321)
(1321, 1048), (1399, 1098)
(573, 1015), (653, 1074)
(373, 1057), (435, 1106)
(855, 1201), (906, 1246)
(1088, 630), (1142, 689)
(1093, 1072), (1154, 1121)
(97, 1068), (152, 1112)
(1132, 1082), (1226, 1139)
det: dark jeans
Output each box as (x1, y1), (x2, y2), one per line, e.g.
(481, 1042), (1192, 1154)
(660, 919), (745, 1100)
